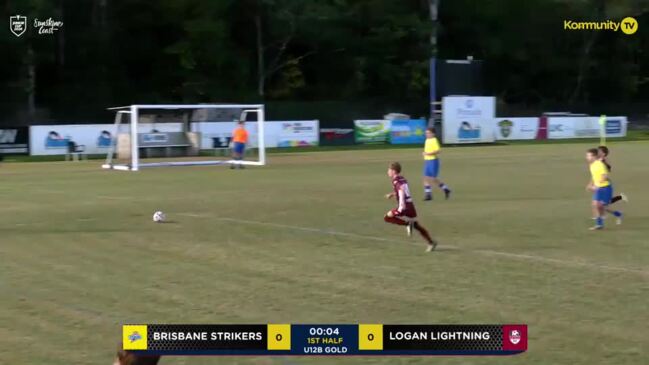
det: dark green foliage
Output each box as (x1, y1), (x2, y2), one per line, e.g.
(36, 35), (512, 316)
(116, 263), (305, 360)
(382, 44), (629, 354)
(1, 0), (648, 123)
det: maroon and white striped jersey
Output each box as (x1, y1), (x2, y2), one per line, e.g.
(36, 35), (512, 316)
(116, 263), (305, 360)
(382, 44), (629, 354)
(392, 175), (417, 217)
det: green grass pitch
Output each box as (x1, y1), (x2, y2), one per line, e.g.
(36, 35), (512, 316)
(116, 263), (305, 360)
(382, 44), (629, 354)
(1, 141), (647, 365)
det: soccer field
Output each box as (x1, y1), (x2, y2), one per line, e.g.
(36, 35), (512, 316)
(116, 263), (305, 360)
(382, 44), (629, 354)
(1, 142), (647, 365)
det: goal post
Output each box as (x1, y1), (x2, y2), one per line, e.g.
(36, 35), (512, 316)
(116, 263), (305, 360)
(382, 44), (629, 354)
(102, 104), (266, 171)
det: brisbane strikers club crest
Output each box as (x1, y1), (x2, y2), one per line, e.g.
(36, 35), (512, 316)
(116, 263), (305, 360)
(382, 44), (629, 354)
(509, 329), (521, 345)
(10, 15), (27, 37)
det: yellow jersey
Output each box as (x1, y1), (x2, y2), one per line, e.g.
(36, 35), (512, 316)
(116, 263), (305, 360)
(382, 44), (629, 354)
(590, 160), (610, 187)
(424, 137), (440, 160)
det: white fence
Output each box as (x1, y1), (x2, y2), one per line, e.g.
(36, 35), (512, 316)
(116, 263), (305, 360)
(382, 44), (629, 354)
(29, 121), (319, 155)
(494, 116), (627, 140)
(547, 116), (627, 139)
(191, 120), (319, 149)
(494, 118), (540, 140)
(30, 124), (116, 155)
(443, 115), (628, 143)
(26, 116), (628, 155)
(441, 96), (627, 143)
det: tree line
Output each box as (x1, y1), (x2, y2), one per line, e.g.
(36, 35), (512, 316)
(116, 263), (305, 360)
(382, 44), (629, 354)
(1, 0), (647, 124)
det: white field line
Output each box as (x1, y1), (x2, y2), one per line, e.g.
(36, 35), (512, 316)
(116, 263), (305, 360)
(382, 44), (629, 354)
(95, 195), (132, 200)
(177, 212), (649, 277)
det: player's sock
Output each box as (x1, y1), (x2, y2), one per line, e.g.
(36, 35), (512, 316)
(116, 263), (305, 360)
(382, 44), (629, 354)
(406, 221), (414, 237)
(439, 183), (451, 199)
(611, 210), (623, 225)
(234, 156), (244, 169)
(413, 222), (433, 244)
(384, 216), (408, 226)
(424, 185), (432, 200)
(611, 195), (622, 204)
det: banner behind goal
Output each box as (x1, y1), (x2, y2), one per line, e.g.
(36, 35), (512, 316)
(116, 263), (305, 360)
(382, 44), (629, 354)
(102, 104), (265, 171)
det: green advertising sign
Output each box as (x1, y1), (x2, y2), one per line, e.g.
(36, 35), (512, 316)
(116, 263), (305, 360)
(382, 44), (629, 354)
(354, 120), (390, 144)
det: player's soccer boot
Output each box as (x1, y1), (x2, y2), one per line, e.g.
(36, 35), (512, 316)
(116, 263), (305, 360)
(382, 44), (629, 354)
(620, 193), (628, 203)
(426, 239), (438, 252)
(444, 189), (451, 200)
(423, 194), (433, 201)
(588, 225), (603, 230)
(406, 221), (414, 237)
(616, 212), (623, 225)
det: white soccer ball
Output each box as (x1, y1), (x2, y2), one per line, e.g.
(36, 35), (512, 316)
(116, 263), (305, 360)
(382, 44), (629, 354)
(153, 211), (166, 223)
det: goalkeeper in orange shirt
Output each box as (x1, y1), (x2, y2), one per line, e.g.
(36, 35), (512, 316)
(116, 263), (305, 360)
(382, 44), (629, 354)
(231, 120), (248, 169)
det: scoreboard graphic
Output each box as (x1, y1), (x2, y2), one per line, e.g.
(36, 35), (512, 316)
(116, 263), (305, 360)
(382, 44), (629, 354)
(123, 324), (527, 356)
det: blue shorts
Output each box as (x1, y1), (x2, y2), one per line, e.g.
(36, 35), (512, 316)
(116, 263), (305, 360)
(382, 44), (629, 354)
(593, 185), (613, 205)
(233, 142), (245, 155)
(423, 159), (440, 178)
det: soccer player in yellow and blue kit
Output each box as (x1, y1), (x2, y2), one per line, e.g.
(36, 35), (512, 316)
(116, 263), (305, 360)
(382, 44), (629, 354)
(597, 146), (628, 205)
(422, 128), (451, 200)
(586, 148), (622, 230)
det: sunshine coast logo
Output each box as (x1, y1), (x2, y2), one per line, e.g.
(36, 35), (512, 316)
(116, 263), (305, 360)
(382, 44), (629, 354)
(9, 15), (63, 37)
(34, 17), (63, 34)
(564, 17), (638, 35)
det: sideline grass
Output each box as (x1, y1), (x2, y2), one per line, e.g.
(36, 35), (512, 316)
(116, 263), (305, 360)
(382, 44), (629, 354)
(1, 141), (647, 365)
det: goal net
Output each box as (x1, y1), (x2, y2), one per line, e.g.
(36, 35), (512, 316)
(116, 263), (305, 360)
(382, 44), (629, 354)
(102, 104), (265, 171)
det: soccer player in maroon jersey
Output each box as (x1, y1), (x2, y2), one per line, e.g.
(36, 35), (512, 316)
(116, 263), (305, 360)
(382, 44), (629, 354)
(384, 162), (438, 252)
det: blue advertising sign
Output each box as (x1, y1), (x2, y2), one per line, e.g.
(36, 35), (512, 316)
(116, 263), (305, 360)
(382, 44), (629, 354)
(390, 119), (427, 145)
(605, 119), (622, 135)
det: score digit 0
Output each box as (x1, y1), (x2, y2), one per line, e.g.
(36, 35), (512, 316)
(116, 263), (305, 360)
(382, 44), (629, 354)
(359, 324), (383, 350)
(267, 324), (291, 351)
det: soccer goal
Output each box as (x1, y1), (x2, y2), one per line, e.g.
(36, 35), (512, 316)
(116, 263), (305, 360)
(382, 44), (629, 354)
(102, 104), (265, 171)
